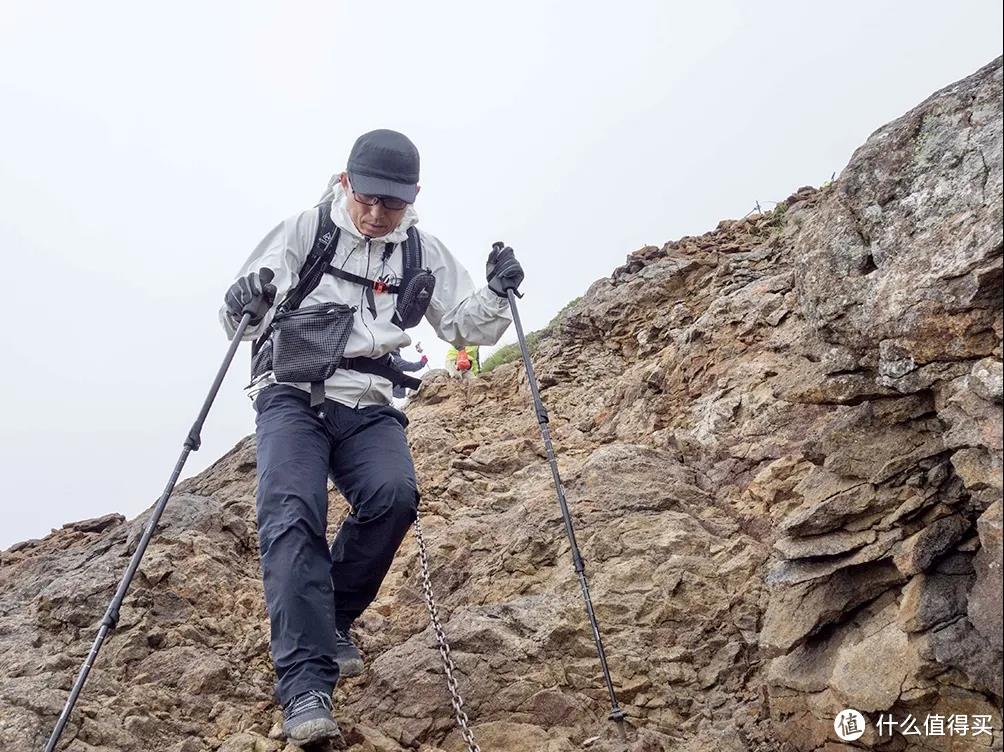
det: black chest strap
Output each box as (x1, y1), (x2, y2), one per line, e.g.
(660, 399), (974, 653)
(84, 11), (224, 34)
(326, 266), (401, 295)
(326, 265), (400, 319)
(322, 226), (424, 314)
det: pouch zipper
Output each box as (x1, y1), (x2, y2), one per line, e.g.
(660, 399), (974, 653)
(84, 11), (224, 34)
(274, 302), (355, 321)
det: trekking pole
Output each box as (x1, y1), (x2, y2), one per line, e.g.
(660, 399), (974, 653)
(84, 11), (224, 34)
(500, 249), (628, 741)
(44, 309), (258, 752)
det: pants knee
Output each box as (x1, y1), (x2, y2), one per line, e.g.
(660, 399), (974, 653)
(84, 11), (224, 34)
(257, 484), (329, 561)
(356, 477), (417, 524)
(257, 468), (328, 540)
(258, 517), (329, 569)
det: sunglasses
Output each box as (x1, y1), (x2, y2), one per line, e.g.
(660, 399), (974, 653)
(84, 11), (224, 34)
(350, 190), (410, 211)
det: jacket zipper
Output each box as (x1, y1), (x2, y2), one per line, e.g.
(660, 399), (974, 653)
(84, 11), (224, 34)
(359, 238), (378, 356)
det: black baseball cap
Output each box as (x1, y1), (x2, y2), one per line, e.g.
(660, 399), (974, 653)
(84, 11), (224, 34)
(346, 129), (420, 204)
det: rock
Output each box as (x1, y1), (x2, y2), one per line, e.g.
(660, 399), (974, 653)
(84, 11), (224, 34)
(893, 514), (971, 575)
(786, 373), (897, 405)
(927, 618), (1004, 698)
(803, 396), (945, 484)
(820, 346), (860, 375)
(779, 471), (876, 536)
(1, 58), (1001, 752)
(766, 632), (844, 694)
(971, 358), (1004, 403)
(831, 604), (915, 712)
(62, 513), (126, 534)
(877, 360), (972, 394)
(767, 529), (901, 585)
(950, 446), (1003, 494)
(938, 370), (1004, 456)
(217, 733), (280, 752)
(442, 722), (576, 752)
(773, 529), (876, 560)
(761, 562), (905, 652)
(897, 565), (974, 633)
(969, 501), (1003, 646)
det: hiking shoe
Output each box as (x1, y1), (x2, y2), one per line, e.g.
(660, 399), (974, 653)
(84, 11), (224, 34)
(282, 690), (342, 746)
(334, 627), (364, 677)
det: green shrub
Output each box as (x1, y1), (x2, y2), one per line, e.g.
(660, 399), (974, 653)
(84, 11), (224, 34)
(481, 331), (541, 373)
(548, 296), (582, 327)
(481, 296), (581, 374)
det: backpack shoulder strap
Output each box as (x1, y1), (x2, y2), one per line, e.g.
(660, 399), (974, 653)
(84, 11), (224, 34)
(279, 202), (340, 312)
(252, 203), (339, 357)
(404, 226), (423, 271)
(311, 201), (338, 259)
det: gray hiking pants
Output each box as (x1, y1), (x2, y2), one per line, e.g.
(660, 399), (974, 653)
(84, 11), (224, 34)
(253, 385), (418, 705)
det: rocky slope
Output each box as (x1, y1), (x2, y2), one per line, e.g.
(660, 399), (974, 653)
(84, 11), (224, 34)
(1, 58), (1001, 752)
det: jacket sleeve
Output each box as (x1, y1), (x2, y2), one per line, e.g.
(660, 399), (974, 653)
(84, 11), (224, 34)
(218, 209), (318, 341)
(391, 354), (425, 372)
(421, 232), (513, 347)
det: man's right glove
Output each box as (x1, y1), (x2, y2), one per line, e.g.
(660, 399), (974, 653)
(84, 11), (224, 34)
(486, 242), (524, 298)
(225, 268), (277, 325)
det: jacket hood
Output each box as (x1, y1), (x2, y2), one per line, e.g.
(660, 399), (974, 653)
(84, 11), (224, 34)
(318, 174), (419, 244)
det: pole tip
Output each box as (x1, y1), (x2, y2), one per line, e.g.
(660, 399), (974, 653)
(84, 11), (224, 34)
(609, 708), (629, 741)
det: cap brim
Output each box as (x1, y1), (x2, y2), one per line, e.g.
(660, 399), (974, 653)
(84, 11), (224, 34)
(347, 171), (418, 203)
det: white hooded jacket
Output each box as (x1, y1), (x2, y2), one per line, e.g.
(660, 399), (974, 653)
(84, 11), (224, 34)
(220, 181), (512, 407)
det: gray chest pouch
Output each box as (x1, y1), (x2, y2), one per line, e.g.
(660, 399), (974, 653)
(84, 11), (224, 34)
(394, 225), (433, 329)
(393, 267), (435, 329)
(271, 302), (355, 385)
(251, 301), (356, 407)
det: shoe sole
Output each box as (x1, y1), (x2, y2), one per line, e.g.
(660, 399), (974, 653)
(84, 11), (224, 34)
(337, 657), (365, 678)
(287, 718), (343, 746)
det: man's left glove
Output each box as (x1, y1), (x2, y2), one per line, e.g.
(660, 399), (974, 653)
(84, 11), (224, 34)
(486, 242), (524, 298)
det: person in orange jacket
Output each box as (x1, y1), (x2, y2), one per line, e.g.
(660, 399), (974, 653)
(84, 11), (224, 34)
(445, 345), (480, 378)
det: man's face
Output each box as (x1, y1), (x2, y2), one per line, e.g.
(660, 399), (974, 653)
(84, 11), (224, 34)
(339, 172), (414, 238)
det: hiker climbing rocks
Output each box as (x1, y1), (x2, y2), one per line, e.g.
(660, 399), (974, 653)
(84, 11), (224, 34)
(446, 344), (480, 378)
(220, 129), (524, 746)
(389, 346), (428, 398)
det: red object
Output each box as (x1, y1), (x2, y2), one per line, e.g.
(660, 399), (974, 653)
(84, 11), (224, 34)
(420, 355), (428, 365)
(373, 281), (387, 294)
(456, 349), (472, 371)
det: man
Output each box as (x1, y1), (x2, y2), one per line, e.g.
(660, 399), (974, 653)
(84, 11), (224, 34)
(220, 129), (523, 746)
(389, 347), (428, 398)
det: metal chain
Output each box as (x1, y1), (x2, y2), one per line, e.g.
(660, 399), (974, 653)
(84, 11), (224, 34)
(413, 508), (482, 752)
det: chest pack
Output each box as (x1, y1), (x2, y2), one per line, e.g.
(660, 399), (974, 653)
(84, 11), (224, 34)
(312, 201), (434, 328)
(251, 202), (433, 406)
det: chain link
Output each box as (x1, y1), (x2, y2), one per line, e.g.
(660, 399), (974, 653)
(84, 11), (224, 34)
(413, 508), (482, 752)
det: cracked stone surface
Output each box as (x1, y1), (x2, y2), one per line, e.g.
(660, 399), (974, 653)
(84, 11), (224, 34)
(1, 58), (1001, 752)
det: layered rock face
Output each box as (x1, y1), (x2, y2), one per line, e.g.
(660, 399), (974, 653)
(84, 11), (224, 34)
(1, 59), (1000, 752)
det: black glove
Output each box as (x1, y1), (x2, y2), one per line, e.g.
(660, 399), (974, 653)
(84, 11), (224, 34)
(486, 242), (524, 298)
(225, 268), (276, 325)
